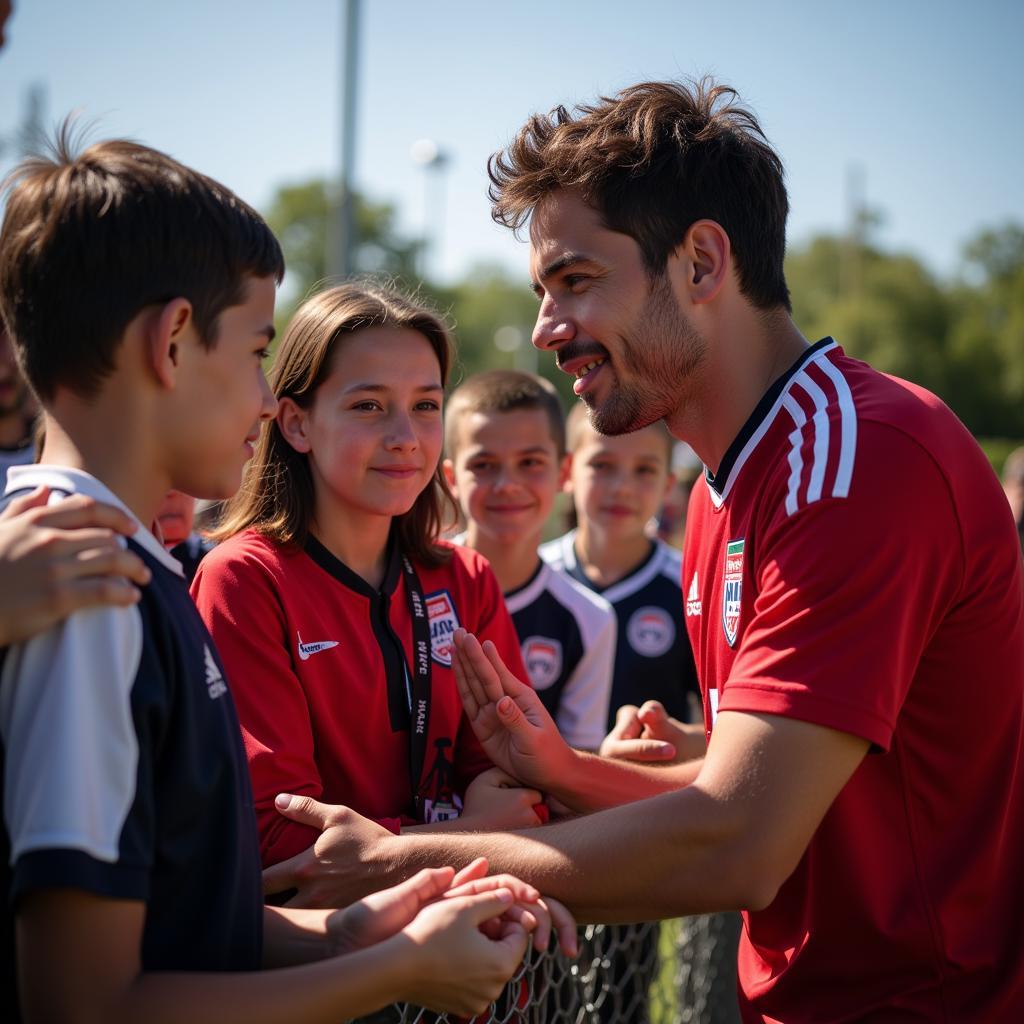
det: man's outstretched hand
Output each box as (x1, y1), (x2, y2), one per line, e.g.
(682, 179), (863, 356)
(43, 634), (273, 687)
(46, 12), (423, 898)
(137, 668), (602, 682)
(453, 628), (575, 792)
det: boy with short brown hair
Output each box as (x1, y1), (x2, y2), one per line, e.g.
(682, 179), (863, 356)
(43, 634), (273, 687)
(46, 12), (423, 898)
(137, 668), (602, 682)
(445, 370), (616, 750)
(0, 133), (546, 1023)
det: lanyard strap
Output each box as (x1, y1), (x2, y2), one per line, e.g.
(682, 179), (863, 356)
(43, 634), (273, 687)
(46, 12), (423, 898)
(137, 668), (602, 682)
(399, 553), (433, 820)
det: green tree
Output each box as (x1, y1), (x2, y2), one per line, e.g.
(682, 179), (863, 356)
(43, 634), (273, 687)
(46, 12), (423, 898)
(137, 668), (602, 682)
(947, 224), (1024, 435)
(262, 178), (421, 330)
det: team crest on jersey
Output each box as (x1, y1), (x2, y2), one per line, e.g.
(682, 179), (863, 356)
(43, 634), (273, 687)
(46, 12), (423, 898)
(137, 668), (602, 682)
(522, 636), (563, 690)
(626, 606), (676, 657)
(425, 590), (461, 667)
(722, 539), (745, 647)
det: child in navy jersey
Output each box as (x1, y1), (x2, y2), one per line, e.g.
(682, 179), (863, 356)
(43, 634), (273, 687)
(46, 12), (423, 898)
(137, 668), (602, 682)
(0, 136), (556, 1023)
(444, 371), (615, 751)
(193, 285), (547, 876)
(542, 402), (703, 750)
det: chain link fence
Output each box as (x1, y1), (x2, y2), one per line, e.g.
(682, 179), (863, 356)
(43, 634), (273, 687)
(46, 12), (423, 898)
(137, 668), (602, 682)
(361, 912), (742, 1024)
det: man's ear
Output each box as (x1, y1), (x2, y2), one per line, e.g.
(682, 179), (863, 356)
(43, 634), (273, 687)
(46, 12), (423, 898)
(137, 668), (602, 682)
(277, 397), (312, 454)
(150, 298), (194, 389)
(671, 219), (731, 306)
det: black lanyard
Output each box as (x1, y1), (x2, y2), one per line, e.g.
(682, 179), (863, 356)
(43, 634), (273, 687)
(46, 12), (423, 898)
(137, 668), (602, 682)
(399, 553), (433, 821)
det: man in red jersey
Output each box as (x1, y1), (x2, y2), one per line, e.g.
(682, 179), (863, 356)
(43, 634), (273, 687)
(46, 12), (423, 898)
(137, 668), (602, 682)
(262, 79), (1024, 1023)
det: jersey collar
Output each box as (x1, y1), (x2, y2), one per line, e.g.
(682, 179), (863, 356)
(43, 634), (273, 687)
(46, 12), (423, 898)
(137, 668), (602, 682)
(304, 529), (402, 597)
(705, 337), (837, 507)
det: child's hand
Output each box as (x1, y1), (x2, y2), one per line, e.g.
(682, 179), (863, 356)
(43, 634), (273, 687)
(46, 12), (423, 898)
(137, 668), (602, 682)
(443, 858), (578, 957)
(459, 767), (545, 829)
(0, 486), (151, 646)
(453, 628), (575, 789)
(325, 865), (457, 955)
(392, 888), (528, 1016)
(600, 700), (707, 764)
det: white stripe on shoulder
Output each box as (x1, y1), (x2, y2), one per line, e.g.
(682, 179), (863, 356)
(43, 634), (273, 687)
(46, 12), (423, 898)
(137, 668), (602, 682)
(780, 350), (858, 516)
(817, 355), (858, 498)
(792, 371), (830, 503)
(782, 393), (807, 517)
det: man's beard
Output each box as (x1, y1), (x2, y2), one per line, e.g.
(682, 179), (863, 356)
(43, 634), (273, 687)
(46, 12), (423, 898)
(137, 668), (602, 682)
(587, 275), (705, 436)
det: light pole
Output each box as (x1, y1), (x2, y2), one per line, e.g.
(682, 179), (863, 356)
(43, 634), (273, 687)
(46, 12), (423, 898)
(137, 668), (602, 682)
(327, 0), (361, 280)
(410, 138), (450, 283)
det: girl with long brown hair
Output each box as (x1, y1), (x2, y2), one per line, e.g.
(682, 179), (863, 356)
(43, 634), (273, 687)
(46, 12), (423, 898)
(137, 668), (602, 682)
(192, 282), (543, 872)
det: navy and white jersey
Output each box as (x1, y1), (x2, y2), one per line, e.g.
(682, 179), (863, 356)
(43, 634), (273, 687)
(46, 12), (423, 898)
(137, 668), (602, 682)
(503, 560), (616, 750)
(541, 530), (700, 729)
(1, 467), (263, 1017)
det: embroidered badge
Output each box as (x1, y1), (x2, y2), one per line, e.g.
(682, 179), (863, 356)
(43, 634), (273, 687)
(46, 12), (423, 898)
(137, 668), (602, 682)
(722, 539), (745, 647)
(626, 606), (676, 657)
(522, 636), (563, 690)
(425, 590), (461, 667)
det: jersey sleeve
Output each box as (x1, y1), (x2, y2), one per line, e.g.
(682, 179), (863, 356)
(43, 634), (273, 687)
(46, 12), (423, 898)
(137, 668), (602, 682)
(721, 424), (963, 750)
(191, 548), (407, 866)
(451, 553), (530, 789)
(554, 599), (616, 750)
(1, 604), (153, 905)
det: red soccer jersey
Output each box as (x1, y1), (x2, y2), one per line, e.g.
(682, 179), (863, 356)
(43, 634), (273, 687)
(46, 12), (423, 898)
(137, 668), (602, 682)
(193, 531), (527, 866)
(682, 339), (1024, 1022)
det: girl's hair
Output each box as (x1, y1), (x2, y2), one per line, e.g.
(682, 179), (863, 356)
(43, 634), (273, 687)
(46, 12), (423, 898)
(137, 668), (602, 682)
(215, 281), (458, 567)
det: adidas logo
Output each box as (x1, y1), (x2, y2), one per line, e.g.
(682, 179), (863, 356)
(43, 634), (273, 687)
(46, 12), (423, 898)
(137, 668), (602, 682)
(685, 572), (702, 617)
(297, 632), (340, 661)
(204, 645), (228, 699)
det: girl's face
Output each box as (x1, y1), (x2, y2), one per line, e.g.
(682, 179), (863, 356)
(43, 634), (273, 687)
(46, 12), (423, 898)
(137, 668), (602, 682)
(280, 326), (444, 523)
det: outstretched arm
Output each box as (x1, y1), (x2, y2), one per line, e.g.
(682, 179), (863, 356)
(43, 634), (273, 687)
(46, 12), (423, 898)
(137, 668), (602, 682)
(260, 697), (867, 922)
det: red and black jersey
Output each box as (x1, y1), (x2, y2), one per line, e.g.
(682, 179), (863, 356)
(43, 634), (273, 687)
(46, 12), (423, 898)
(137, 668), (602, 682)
(683, 339), (1024, 1021)
(193, 530), (527, 867)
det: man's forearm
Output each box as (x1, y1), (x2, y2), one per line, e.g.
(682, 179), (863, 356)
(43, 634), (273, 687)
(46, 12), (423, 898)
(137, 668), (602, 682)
(385, 782), (758, 923)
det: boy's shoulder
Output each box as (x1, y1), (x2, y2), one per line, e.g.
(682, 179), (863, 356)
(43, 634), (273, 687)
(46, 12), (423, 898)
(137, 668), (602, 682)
(538, 530), (575, 574)
(506, 559), (615, 638)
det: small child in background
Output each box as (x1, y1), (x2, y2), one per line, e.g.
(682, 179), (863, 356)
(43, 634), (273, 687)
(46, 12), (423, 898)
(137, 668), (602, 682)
(542, 402), (703, 748)
(444, 370), (616, 751)
(155, 489), (215, 582)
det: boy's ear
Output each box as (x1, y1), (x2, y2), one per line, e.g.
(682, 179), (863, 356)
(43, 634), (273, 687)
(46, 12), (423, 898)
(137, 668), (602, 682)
(557, 452), (572, 491)
(662, 470), (677, 503)
(561, 452), (576, 494)
(149, 298), (194, 389)
(277, 397), (312, 453)
(442, 458), (458, 495)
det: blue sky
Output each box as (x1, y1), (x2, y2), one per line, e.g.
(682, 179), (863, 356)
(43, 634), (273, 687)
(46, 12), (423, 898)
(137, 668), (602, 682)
(2, 0), (1021, 290)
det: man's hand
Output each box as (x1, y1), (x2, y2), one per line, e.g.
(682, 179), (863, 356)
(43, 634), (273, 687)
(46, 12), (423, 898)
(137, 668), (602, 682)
(262, 795), (398, 908)
(600, 701), (707, 764)
(460, 767), (544, 829)
(453, 628), (575, 790)
(0, 486), (152, 646)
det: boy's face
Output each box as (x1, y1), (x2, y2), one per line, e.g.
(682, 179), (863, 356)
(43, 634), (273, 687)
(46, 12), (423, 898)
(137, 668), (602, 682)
(568, 420), (674, 543)
(167, 275), (278, 500)
(445, 407), (567, 549)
